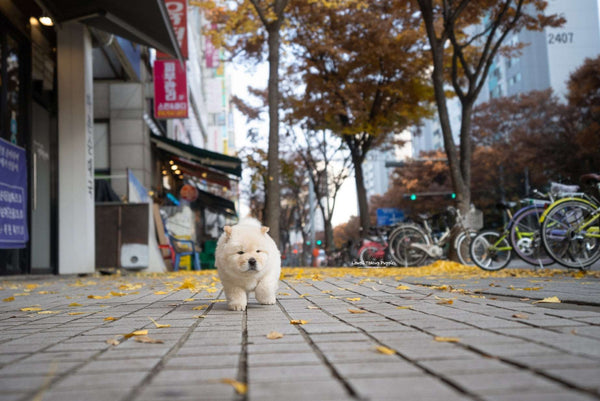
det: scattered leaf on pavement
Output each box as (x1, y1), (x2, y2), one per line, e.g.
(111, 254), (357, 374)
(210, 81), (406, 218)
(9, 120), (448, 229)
(532, 296), (561, 304)
(2, 297), (14, 302)
(104, 316), (117, 321)
(106, 338), (120, 346)
(220, 378), (247, 395)
(396, 285), (411, 290)
(434, 337), (460, 343)
(266, 331), (284, 340)
(348, 309), (366, 314)
(68, 303), (82, 307)
(123, 330), (148, 339)
(20, 307), (42, 312)
(154, 291), (169, 295)
(396, 306), (413, 310)
(512, 313), (529, 319)
(134, 335), (164, 344)
(290, 320), (308, 325)
(192, 305), (207, 310)
(375, 346), (396, 355)
(149, 317), (171, 328)
(346, 297), (361, 301)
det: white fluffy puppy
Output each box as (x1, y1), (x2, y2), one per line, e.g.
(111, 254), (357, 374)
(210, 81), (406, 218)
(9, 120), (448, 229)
(215, 217), (281, 311)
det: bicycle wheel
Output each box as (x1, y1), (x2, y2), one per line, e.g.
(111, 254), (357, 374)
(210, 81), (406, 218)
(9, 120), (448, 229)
(388, 225), (429, 267)
(541, 200), (600, 270)
(509, 206), (554, 266)
(358, 246), (381, 267)
(470, 230), (512, 271)
(455, 230), (477, 265)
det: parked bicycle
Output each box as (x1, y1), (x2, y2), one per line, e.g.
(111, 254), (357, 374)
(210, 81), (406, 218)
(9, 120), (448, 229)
(539, 174), (600, 270)
(469, 196), (555, 271)
(388, 206), (478, 267)
(356, 227), (395, 267)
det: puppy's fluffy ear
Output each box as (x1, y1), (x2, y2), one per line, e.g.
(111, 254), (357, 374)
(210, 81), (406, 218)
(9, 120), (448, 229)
(224, 226), (232, 238)
(261, 226), (270, 234)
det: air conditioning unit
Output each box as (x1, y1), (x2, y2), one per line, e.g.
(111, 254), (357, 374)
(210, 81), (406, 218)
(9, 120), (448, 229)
(120, 243), (149, 270)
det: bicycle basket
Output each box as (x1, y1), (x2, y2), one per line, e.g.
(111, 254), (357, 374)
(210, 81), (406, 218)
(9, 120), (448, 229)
(465, 208), (484, 231)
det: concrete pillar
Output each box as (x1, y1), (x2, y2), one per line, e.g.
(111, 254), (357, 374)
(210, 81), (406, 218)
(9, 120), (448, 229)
(57, 23), (95, 274)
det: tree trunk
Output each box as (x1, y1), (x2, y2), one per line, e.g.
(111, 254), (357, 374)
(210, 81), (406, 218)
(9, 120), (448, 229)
(429, 44), (467, 213)
(265, 25), (281, 248)
(352, 154), (370, 237)
(458, 101), (474, 214)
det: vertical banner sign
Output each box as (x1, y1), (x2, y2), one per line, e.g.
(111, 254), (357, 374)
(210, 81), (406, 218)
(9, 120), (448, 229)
(157, 0), (188, 59)
(154, 59), (189, 118)
(0, 138), (28, 248)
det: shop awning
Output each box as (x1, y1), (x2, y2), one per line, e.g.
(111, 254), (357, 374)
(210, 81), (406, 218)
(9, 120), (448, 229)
(193, 188), (237, 217)
(151, 134), (242, 178)
(38, 0), (182, 61)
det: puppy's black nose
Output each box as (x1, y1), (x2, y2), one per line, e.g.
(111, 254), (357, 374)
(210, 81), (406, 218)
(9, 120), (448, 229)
(248, 258), (256, 266)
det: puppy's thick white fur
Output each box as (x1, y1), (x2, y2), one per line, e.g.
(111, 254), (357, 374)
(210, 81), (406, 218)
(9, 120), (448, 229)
(216, 218), (281, 311)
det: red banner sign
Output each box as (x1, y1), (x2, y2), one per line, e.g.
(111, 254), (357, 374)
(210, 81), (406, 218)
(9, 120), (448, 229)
(154, 59), (188, 119)
(158, 0), (188, 59)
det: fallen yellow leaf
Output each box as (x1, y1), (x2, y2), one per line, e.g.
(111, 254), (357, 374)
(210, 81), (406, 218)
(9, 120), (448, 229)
(512, 313), (529, 319)
(435, 296), (454, 305)
(20, 307), (43, 312)
(192, 305), (208, 310)
(3, 297), (15, 302)
(110, 291), (127, 297)
(104, 317), (117, 321)
(307, 306), (320, 309)
(88, 295), (110, 299)
(348, 309), (366, 314)
(375, 345), (396, 355)
(396, 306), (413, 309)
(523, 287), (543, 291)
(68, 303), (82, 307)
(106, 338), (120, 346)
(149, 317), (171, 328)
(532, 296), (561, 304)
(38, 310), (61, 314)
(299, 293), (310, 298)
(211, 299), (226, 303)
(220, 378), (247, 395)
(346, 297), (361, 301)
(25, 284), (39, 290)
(278, 292), (290, 296)
(68, 312), (85, 315)
(183, 298), (195, 302)
(123, 330), (148, 339)
(290, 320), (308, 325)
(434, 337), (460, 343)
(396, 285), (411, 290)
(154, 291), (169, 295)
(192, 315), (205, 319)
(266, 331), (284, 339)
(134, 335), (164, 344)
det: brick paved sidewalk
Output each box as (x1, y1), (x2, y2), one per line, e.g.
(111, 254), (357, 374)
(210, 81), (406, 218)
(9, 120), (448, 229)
(1, 269), (599, 401)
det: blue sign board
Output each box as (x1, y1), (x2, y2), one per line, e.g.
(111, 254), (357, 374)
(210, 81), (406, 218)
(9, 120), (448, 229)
(376, 208), (404, 226)
(0, 138), (28, 248)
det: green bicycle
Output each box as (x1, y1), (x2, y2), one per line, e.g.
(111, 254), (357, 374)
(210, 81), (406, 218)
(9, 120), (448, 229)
(539, 174), (600, 270)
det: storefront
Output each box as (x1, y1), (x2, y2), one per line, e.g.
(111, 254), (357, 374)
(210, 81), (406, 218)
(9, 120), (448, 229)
(0, 0), (180, 275)
(0, 4), (57, 275)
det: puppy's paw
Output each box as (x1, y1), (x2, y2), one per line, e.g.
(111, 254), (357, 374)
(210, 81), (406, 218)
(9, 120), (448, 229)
(228, 302), (246, 311)
(256, 295), (276, 305)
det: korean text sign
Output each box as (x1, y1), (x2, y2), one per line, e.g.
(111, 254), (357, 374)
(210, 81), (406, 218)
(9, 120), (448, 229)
(157, 0), (188, 59)
(0, 138), (28, 248)
(154, 59), (189, 119)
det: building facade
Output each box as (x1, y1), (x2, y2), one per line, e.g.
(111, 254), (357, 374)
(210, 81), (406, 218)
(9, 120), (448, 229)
(0, 0), (239, 275)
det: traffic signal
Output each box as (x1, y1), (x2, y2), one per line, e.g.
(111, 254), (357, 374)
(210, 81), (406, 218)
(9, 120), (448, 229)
(451, 193), (456, 199)
(306, 241), (311, 246)
(316, 240), (322, 246)
(410, 194), (417, 201)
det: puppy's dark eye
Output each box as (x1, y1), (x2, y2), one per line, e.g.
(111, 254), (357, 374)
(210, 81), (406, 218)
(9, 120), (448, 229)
(256, 250), (261, 253)
(237, 251), (244, 255)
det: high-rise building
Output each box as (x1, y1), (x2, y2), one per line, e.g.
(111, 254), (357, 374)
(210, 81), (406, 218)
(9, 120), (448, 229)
(413, 0), (600, 154)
